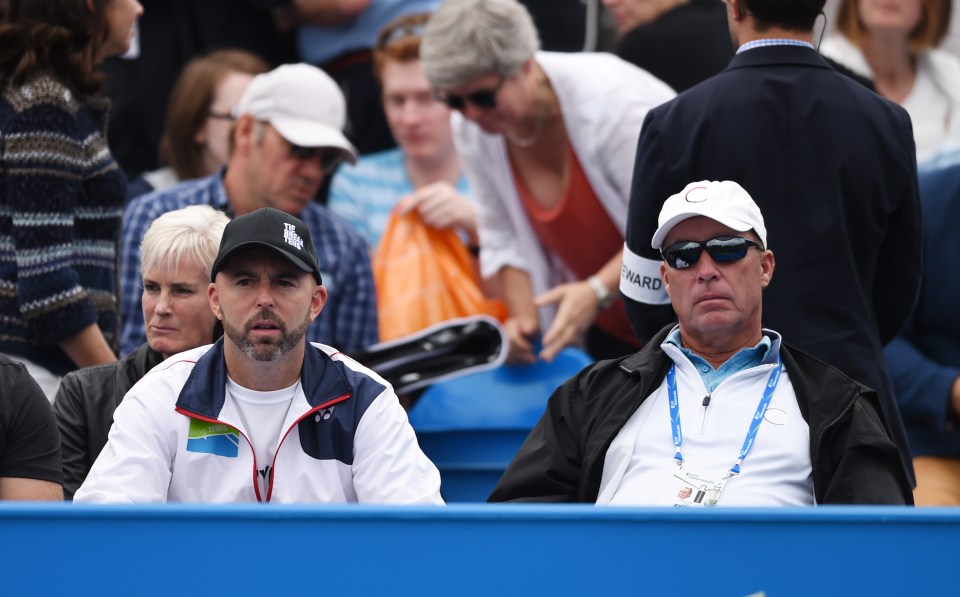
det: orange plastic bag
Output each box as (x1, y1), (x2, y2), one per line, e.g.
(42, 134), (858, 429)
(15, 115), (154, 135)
(373, 211), (506, 341)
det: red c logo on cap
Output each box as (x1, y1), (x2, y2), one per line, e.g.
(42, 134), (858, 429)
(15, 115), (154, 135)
(684, 186), (708, 203)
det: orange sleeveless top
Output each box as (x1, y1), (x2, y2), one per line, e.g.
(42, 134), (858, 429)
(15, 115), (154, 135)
(513, 148), (640, 346)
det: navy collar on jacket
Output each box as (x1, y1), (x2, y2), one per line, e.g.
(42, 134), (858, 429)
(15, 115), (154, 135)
(175, 338), (351, 419)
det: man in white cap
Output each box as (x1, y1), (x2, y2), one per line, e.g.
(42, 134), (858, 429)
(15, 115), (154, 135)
(490, 180), (911, 506)
(77, 207), (443, 504)
(120, 63), (379, 357)
(619, 0), (920, 488)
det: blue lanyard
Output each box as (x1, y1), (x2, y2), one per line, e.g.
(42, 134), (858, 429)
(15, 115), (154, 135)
(666, 359), (783, 475)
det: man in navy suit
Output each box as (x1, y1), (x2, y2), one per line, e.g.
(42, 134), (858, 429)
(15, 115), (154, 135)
(620, 0), (922, 482)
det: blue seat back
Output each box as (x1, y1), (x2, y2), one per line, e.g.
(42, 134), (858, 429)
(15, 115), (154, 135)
(408, 347), (593, 502)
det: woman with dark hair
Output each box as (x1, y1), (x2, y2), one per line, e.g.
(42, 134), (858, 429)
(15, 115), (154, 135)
(0, 0), (143, 399)
(126, 49), (269, 201)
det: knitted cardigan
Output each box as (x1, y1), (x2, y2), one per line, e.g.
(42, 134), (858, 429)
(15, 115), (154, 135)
(0, 74), (125, 375)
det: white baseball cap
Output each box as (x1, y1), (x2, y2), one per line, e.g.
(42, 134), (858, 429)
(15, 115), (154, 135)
(233, 63), (358, 163)
(651, 180), (767, 249)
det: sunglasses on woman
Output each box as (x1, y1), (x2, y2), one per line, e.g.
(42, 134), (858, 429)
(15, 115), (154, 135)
(434, 76), (506, 111)
(661, 235), (760, 269)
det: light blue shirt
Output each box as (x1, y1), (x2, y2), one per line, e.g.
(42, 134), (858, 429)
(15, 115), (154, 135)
(737, 38), (815, 54)
(665, 326), (775, 393)
(328, 148), (473, 250)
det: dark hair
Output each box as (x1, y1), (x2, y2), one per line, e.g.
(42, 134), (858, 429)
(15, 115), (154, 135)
(158, 49), (270, 180)
(372, 12), (431, 83)
(743, 0), (827, 32)
(836, 0), (950, 52)
(0, 0), (112, 94)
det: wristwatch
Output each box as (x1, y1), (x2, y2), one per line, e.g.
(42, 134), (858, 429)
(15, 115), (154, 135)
(587, 275), (614, 310)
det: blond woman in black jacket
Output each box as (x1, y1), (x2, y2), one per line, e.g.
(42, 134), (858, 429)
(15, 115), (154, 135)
(54, 206), (226, 498)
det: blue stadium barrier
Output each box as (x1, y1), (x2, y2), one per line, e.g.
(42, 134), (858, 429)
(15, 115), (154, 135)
(1, 504), (957, 596)
(408, 347), (593, 502)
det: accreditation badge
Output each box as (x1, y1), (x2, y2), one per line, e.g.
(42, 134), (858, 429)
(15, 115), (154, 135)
(662, 470), (724, 508)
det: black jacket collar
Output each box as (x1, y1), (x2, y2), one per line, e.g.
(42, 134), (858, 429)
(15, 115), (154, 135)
(616, 323), (871, 427)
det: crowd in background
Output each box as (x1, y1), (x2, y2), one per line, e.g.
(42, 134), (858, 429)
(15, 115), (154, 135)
(2, 0), (960, 505)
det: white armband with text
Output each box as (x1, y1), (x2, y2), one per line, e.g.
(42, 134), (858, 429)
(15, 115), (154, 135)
(619, 243), (670, 305)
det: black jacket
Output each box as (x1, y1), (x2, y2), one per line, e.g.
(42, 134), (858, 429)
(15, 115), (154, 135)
(489, 326), (913, 505)
(616, 0), (733, 93)
(53, 343), (164, 499)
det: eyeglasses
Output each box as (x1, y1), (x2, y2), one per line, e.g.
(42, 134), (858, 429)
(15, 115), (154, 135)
(435, 76), (505, 111)
(287, 143), (344, 171)
(661, 235), (760, 269)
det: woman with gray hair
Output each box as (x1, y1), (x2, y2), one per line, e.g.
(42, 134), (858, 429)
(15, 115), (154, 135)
(54, 205), (229, 499)
(420, 0), (674, 363)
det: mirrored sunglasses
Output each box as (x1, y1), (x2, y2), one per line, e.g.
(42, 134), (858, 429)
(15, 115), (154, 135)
(661, 235), (760, 269)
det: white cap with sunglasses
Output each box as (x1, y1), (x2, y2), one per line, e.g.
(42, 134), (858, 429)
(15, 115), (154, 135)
(233, 63), (358, 164)
(651, 180), (767, 250)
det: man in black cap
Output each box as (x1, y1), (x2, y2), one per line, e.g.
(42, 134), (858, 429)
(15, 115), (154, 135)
(120, 63), (379, 358)
(75, 208), (443, 504)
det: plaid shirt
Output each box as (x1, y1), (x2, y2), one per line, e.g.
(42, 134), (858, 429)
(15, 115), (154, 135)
(120, 171), (378, 356)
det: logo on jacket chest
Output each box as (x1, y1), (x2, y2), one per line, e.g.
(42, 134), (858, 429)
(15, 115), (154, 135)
(187, 418), (240, 458)
(300, 405), (354, 465)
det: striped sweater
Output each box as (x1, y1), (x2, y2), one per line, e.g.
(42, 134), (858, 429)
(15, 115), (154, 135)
(0, 74), (124, 375)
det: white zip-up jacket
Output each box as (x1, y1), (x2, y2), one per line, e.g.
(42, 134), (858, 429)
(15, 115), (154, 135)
(74, 339), (444, 504)
(596, 332), (814, 506)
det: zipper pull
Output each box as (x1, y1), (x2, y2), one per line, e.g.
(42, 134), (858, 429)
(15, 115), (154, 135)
(702, 394), (711, 407)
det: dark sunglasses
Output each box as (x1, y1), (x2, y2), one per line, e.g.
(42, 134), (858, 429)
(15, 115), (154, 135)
(661, 235), (760, 269)
(435, 76), (505, 111)
(288, 143), (344, 171)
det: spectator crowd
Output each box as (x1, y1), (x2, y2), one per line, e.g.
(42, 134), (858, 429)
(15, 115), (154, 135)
(1, 0), (959, 507)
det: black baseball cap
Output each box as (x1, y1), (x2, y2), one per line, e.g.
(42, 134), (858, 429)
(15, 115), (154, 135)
(211, 207), (322, 283)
